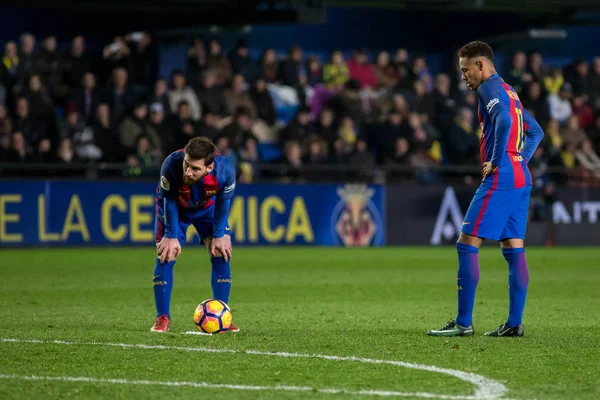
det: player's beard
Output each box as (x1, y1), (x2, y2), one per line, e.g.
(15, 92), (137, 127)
(183, 172), (208, 185)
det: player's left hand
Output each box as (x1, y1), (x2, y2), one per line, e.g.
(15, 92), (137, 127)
(209, 236), (232, 262)
(482, 162), (497, 180)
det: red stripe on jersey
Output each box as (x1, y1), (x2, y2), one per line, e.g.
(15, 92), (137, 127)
(202, 173), (219, 209)
(155, 202), (165, 243)
(478, 104), (486, 164)
(492, 167), (499, 190)
(177, 184), (191, 208)
(501, 84), (526, 188)
(473, 189), (494, 237)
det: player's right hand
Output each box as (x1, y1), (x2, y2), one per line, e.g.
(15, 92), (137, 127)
(157, 238), (181, 263)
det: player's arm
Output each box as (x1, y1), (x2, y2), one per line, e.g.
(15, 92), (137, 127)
(481, 85), (511, 169)
(213, 163), (236, 239)
(209, 161), (236, 261)
(158, 158), (180, 240)
(157, 156), (181, 263)
(520, 108), (544, 163)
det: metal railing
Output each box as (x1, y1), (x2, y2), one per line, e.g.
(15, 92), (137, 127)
(0, 161), (577, 185)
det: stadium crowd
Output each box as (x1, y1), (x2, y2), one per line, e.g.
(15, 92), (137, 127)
(1, 32), (600, 188)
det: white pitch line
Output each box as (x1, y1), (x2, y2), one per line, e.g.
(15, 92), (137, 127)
(0, 338), (508, 400)
(0, 374), (489, 399)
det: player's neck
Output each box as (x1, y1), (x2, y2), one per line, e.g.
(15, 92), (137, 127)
(482, 68), (497, 82)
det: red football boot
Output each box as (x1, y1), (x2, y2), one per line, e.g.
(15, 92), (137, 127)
(151, 314), (170, 332)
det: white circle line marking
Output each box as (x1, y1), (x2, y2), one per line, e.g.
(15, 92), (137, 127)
(0, 338), (508, 399)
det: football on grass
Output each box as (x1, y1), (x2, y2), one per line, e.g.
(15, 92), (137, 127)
(193, 299), (233, 334)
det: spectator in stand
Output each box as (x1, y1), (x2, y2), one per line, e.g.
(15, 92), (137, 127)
(1, 42), (19, 99)
(412, 55), (433, 93)
(393, 48), (415, 90)
(374, 51), (398, 90)
(118, 102), (160, 154)
(92, 103), (121, 162)
(527, 51), (546, 84)
(224, 74), (257, 120)
(168, 69), (201, 121)
(347, 48), (377, 90)
(249, 76), (276, 126)
(280, 106), (314, 145)
(229, 38), (255, 83)
(522, 81), (549, 128)
(574, 138), (600, 180)
(103, 67), (137, 124)
(221, 106), (257, 150)
(70, 72), (102, 124)
(305, 56), (323, 87)
(207, 39), (232, 87)
(432, 73), (457, 133)
(4, 131), (30, 162)
(278, 45), (302, 87)
(544, 67), (565, 96)
(147, 78), (171, 119)
(329, 79), (364, 126)
(196, 111), (220, 141)
(186, 38), (208, 87)
(196, 69), (228, 119)
(302, 134), (329, 165)
(260, 48), (278, 84)
(566, 58), (592, 97)
(17, 33), (36, 87)
(0, 104), (13, 156)
(314, 107), (337, 148)
(442, 107), (479, 166)
(548, 82), (573, 125)
(323, 51), (349, 90)
(147, 102), (174, 155)
(506, 50), (531, 94)
(14, 96), (46, 151)
(590, 57), (600, 102)
(586, 112), (600, 152)
(63, 35), (94, 89)
(171, 100), (197, 149)
(126, 31), (155, 93)
(562, 115), (588, 159)
(214, 135), (239, 166)
(572, 92), (594, 129)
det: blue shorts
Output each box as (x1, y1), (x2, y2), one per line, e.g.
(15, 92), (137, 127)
(154, 208), (230, 246)
(461, 185), (532, 241)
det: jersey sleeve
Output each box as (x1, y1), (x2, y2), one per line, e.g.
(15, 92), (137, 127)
(217, 159), (236, 200)
(158, 154), (180, 239)
(521, 108), (545, 163)
(158, 155), (179, 200)
(479, 83), (512, 167)
(479, 83), (510, 122)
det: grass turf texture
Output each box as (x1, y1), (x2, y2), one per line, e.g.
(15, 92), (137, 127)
(1, 247), (599, 399)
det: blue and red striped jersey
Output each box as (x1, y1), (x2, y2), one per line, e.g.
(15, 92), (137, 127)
(477, 73), (543, 190)
(155, 150), (236, 223)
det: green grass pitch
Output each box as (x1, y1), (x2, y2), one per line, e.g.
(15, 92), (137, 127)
(1, 246), (599, 399)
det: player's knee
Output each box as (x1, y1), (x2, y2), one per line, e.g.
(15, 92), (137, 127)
(500, 238), (524, 249)
(457, 232), (482, 248)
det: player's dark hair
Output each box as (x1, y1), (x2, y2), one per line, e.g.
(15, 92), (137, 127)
(184, 137), (217, 165)
(458, 41), (494, 62)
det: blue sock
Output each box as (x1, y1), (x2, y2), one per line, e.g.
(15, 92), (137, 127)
(153, 258), (175, 318)
(502, 248), (529, 327)
(456, 243), (480, 327)
(211, 257), (232, 305)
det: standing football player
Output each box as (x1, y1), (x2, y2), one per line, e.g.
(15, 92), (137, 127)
(427, 41), (544, 337)
(151, 136), (239, 333)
